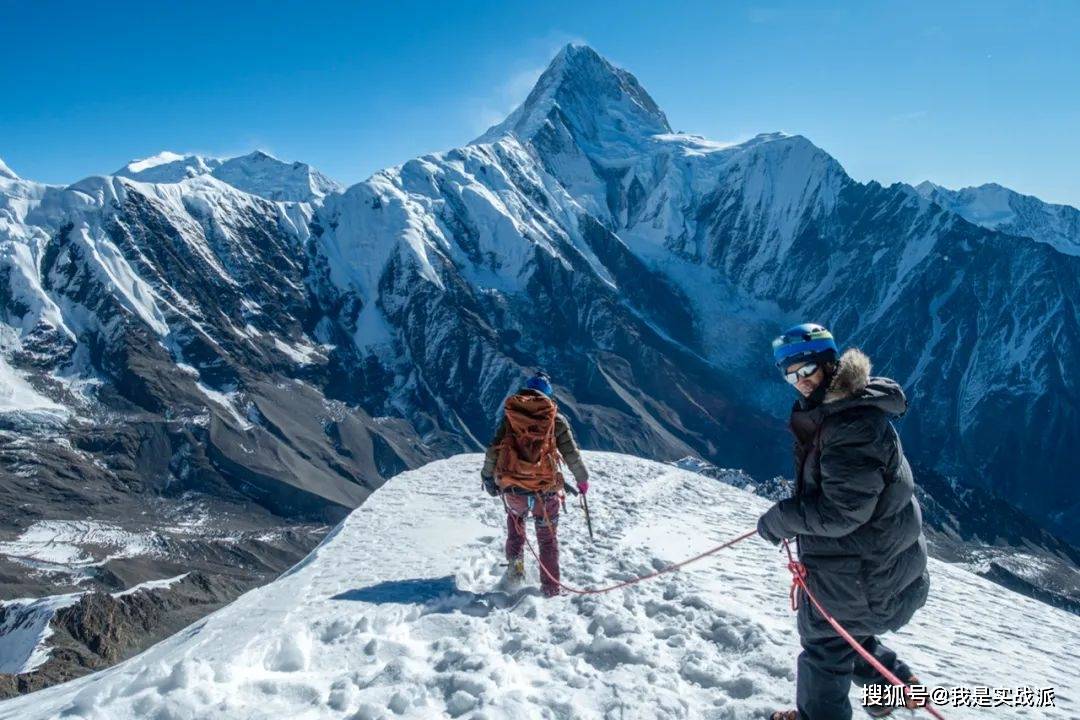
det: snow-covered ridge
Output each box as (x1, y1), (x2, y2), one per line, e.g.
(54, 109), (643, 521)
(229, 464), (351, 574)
(915, 180), (1080, 255)
(0, 593), (82, 675)
(213, 150), (343, 202)
(115, 152), (223, 184)
(115, 149), (341, 203)
(0, 453), (1073, 719)
(0, 158), (17, 180)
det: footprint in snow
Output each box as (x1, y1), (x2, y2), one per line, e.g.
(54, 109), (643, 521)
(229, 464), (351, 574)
(263, 631), (311, 672)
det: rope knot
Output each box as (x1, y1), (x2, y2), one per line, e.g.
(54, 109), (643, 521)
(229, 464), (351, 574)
(786, 558), (807, 610)
(781, 538), (807, 610)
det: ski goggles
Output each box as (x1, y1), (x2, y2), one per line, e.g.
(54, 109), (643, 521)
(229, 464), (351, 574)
(782, 362), (818, 385)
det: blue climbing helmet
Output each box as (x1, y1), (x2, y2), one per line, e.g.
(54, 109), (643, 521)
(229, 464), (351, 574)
(525, 370), (553, 397)
(771, 323), (838, 369)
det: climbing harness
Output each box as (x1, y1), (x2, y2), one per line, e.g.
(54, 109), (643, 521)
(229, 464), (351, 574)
(781, 540), (947, 720)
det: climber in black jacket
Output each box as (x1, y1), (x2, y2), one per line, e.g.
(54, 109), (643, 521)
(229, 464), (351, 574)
(758, 323), (930, 720)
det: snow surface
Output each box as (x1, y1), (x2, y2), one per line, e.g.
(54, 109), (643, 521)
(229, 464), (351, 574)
(195, 383), (253, 431)
(0, 520), (165, 568)
(0, 355), (68, 418)
(0, 593), (82, 675)
(0, 453), (1074, 719)
(116, 152), (222, 184)
(111, 573), (191, 598)
(213, 151), (342, 203)
(115, 150), (341, 203)
(0, 157), (17, 180)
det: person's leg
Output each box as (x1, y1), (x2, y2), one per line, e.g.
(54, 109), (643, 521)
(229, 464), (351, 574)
(534, 494), (561, 596)
(852, 637), (913, 685)
(853, 636), (918, 711)
(796, 634), (858, 720)
(504, 494), (528, 562)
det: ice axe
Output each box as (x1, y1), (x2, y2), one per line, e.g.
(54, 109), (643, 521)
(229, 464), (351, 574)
(563, 482), (594, 542)
(580, 493), (594, 542)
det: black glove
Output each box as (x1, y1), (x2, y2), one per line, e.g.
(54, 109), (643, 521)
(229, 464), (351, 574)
(482, 474), (498, 497)
(756, 513), (783, 546)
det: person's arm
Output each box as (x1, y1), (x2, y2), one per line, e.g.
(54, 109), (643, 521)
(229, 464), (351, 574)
(480, 418), (508, 496)
(482, 417), (508, 479)
(759, 415), (885, 540)
(555, 414), (589, 485)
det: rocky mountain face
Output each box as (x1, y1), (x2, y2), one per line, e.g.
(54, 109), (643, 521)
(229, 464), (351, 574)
(0, 570), (253, 698)
(910, 463), (1080, 615)
(1, 43), (1078, 691)
(0, 164), (433, 689)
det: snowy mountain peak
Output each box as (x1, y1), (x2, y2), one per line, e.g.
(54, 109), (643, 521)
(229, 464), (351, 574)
(475, 44), (671, 148)
(124, 151), (188, 173)
(729, 132), (833, 160)
(115, 152), (222, 184)
(212, 150), (342, 203)
(0, 157), (18, 180)
(113, 149), (340, 203)
(916, 179), (1080, 255)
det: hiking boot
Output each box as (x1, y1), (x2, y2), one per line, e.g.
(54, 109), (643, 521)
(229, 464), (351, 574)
(769, 711), (797, 720)
(506, 555), (525, 580)
(541, 584), (561, 598)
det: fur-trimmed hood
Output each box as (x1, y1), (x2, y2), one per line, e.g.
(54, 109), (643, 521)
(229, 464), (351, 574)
(825, 348), (872, 401)
(823, 348), (907, 417)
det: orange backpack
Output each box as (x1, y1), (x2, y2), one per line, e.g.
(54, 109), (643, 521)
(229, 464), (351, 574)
(495, 392), (562, 493)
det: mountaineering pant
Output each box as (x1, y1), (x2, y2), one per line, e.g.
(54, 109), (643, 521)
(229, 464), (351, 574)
(797, 635), (913, 720)
(504, 493), (560, 596)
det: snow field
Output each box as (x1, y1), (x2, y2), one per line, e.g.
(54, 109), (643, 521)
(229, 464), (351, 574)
(0, 354), (68, 418)
(0, 453), (1075, 719)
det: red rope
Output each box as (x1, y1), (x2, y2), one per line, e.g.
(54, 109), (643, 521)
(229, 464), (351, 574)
(501, 493), (757, 596)
(782, 540), (947, 720)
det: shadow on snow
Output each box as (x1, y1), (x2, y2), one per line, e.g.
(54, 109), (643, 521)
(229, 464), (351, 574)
(330, 575), (538, 616)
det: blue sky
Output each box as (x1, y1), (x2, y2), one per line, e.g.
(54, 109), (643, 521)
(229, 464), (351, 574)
(3, 0), (1078, 205)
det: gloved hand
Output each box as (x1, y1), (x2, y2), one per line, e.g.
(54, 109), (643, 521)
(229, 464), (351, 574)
(482, 474), (498, 497)
(576, 479), (589, 495)
(756, 513), (783, 546)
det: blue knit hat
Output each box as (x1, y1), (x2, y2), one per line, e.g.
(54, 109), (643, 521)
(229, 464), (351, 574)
(525, 370), (553, 397)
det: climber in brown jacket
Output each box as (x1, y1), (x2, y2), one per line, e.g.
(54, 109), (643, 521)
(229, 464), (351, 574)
(480, 371), (589, 596)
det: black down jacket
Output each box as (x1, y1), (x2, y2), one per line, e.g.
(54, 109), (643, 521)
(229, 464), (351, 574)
(760, 349), (929, 640)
